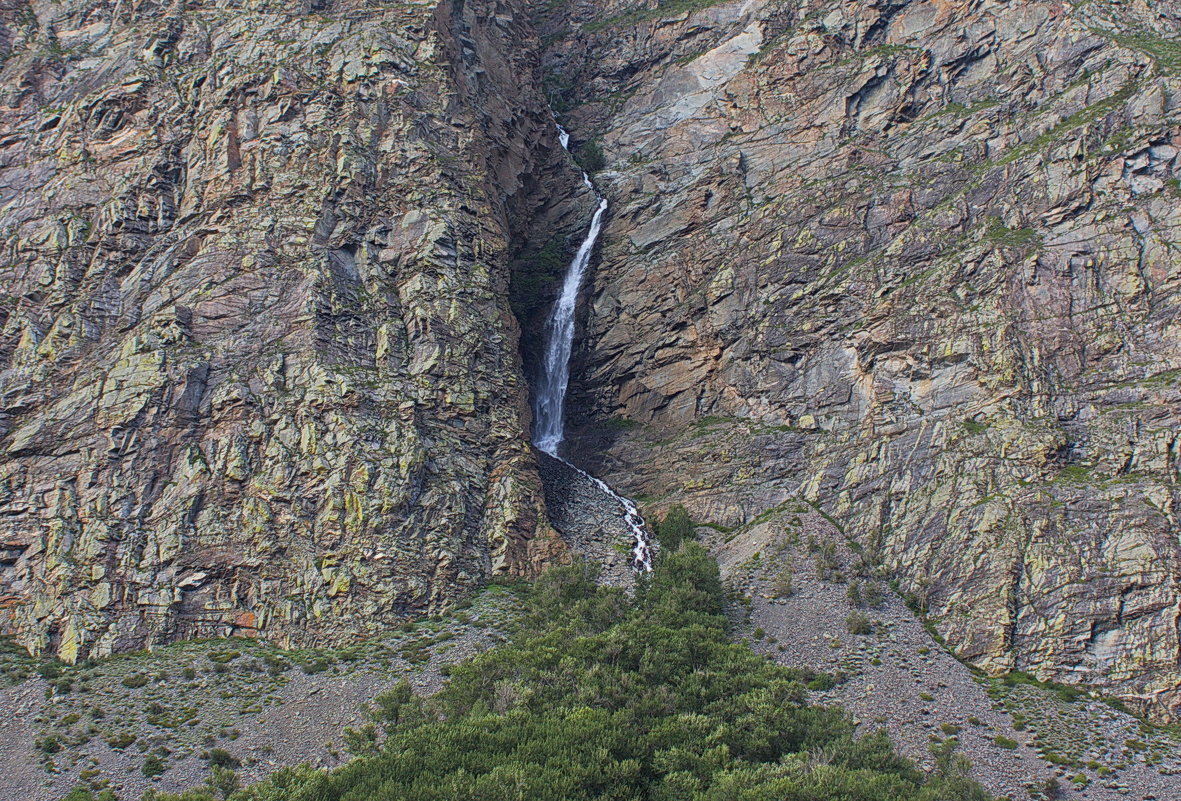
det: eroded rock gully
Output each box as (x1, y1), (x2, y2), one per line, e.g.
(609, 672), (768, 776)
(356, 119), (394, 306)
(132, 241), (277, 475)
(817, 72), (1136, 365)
(538, 0), (1181, 722)
(0, 0), (598, 662)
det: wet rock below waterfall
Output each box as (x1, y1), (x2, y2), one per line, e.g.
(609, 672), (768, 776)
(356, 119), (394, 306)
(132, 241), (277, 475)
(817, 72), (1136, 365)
(537, 450), (643, 589)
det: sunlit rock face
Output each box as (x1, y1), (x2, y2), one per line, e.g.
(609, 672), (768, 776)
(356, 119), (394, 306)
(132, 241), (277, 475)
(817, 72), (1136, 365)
(0, 0), (586, 661)
(541, 0), (1181, 720)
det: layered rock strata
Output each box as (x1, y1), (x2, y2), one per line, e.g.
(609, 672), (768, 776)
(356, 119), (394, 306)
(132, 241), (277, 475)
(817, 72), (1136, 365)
(541, 0), (1181, 719)
(0, 0), (588, 660)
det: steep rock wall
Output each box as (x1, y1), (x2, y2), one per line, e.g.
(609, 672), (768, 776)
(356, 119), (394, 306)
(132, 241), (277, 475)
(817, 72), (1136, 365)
(540, 0), (1181, 719)
(0, 0), (582, 661)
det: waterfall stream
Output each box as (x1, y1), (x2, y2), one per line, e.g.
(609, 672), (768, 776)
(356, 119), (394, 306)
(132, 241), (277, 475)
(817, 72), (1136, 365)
(532, 126), (652, 572)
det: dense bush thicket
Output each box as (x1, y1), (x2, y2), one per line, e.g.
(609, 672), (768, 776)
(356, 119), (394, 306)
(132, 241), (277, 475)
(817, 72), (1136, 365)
(71, 545), (991, 801)
(655, 504), (694, 551)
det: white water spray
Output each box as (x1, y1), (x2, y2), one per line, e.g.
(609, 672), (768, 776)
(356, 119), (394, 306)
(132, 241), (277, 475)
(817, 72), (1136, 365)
(533, 126), (652, 572)
(533, 130), (606, 456)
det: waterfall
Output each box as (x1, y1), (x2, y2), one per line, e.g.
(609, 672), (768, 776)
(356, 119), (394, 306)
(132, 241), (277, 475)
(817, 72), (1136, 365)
(532, 131), (607, 457)
(575, 462), (653, 572)
(532, 126), (652, 572)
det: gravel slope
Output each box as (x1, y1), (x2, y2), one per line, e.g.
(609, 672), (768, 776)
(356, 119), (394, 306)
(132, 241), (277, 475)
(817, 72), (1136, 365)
(713, 506), (1181, 801)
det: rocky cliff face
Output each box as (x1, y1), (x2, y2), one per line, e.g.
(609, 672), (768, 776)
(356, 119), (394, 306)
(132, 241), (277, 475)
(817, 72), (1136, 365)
(539, 0), (1181, 719)
(5, 0), (1181, 727)
(0, 0), (592, 661)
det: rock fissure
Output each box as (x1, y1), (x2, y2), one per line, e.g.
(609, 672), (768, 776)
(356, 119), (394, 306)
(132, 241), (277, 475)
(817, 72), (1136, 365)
(530, 123), (653, 573)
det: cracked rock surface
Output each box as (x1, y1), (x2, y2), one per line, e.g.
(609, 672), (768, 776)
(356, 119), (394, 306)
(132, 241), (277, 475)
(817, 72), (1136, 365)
(714, 507), (1181, 800)
(0, 0), (589, 661)
(541, 0), (1181, 721)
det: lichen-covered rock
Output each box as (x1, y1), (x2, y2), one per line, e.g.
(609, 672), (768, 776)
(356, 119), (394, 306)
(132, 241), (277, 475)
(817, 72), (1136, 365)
(541, 0), (1181, 719)
(0, 0), (582, 661)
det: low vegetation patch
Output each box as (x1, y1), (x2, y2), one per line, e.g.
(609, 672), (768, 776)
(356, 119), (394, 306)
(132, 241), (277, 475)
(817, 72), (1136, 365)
(121, 547), (992, 801)
(654, 504), (694, 551)
(1100, 28), (1181, 75)
(1000, 670), (1084, 703)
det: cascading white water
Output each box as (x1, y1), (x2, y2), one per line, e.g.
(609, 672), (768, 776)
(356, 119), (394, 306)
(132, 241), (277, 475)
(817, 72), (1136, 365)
(579, 465), (653, 572)
(533, 126), (652, 572)
(533, 132), (607, 457)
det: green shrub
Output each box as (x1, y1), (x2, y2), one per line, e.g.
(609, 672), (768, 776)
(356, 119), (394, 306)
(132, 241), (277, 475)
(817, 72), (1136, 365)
(141, 754), (166, 777)
(772, 567), (794, 598)
(144, 546), (990, 801)
(301, 658), (330, 674)
(846, 611), (872, 635)
(806, 672), (836, 691)
(207, 650), (240, 665)
(205, 765), (239, 799)
(121, 673), (149, 689)
(1000, 670), (1083, 703)
(1042, 750), (1074, 766)
(35, 733), (62, 754)
(264, 654), (290, 676)
(815, 542), (841, 581)
(655, 505), (694, 552)
(994, 735), (1019, 750)
(368, 681), (417, 733)
(962, 418), (989, 435)
(575, 140), (606, 173)
(205, 748), (239, 769)
(1102, 696), (1131, 714)
(343, 723), (380, 757)
(105, 732), (137, 749)
(61, 789), (117, 801)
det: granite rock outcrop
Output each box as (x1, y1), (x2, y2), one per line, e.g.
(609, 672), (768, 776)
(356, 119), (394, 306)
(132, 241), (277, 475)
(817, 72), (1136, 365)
(6, 0), (1181, 728)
